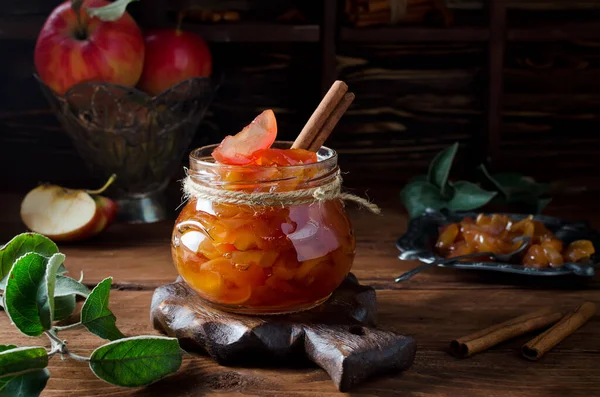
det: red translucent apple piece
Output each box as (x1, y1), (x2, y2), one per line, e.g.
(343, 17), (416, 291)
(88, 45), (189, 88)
(564, 240), (595, 263)
(212, 109), (277, 165)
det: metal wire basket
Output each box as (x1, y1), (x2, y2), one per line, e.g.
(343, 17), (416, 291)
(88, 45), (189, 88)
(36, 75), (217, 223)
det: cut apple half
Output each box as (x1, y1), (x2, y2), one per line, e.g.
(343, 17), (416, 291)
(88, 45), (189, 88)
(20, 175), (118, 242)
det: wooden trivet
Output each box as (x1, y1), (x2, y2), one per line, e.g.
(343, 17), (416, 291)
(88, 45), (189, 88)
(151, 273), (416, 392)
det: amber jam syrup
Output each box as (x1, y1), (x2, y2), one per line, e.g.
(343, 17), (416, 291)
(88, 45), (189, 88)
(172, 143), (356, 314)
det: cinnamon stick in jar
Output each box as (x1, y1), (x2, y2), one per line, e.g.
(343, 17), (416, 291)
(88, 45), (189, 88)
(292, 81), (348, 150)
(308, 92), (355, 152)
(522, 301), (596, 361)
(450, 307), (564, 358)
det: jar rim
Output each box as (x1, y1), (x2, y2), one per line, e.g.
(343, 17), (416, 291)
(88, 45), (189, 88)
(189, 141), (338, 171)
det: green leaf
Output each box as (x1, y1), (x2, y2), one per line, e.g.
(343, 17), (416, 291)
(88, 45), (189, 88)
(55, 275), (90, 298)
(0, 345), (17, 391)
(0, 233), (58, 289)
(0, 368), (50, 397)
(478, 164), (507, 196)
(86, 0), (139, 22)
(400, 181), (446, 218)
(0, 347), (48, 378)
(5, 254), (49, 336)
(89, 336), (182, 387)
(81, 278), (124, 341)
(447, 181), (497, 212)
(53, 295), (77, 322)
(40, 253), (66, 328)
(478, 165), (548, 200)
(53, 275), (88, 322)
(427, 143), (458, 196)
(0, 346), (17, 354)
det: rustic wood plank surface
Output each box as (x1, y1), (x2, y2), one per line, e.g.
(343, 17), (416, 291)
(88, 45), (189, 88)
(0, 188), (599, 396)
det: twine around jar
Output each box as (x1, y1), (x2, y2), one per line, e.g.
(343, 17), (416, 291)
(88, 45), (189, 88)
(182, 171), (381, 215)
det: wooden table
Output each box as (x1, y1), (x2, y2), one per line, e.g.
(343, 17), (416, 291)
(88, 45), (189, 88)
(0, 189), (599, 396)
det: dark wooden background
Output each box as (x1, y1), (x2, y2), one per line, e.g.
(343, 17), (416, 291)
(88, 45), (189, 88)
(2, 0), (600, 197)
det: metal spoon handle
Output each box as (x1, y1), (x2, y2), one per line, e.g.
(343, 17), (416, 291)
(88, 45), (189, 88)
(394, 252), (494, 282)
(394, 260), (441, 282)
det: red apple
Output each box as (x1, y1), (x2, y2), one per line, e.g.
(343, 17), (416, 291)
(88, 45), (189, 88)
(137, 29), (212, 96)
(34, 0), (145, 95)
(20, 175), (119, 242)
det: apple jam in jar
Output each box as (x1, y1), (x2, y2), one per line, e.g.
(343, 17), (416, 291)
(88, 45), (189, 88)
(172, 143), (356, 314)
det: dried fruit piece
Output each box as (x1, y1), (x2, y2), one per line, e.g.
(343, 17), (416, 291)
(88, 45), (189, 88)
(564, 240), (595, 263)
(476, 214), (510, 236)
(447, 241), (475, 259)
(436, 223), (459, 252)
(436, 214), (595, 268)
(508, 217), (535, 239)
(523, 244), (550, 268)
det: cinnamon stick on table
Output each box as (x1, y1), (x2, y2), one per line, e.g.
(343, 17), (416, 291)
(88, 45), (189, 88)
(522, 301), (596, 361)
(450, 307), (563, 358)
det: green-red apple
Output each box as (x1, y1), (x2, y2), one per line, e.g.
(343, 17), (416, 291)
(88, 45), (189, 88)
(34, 0), (145, 95)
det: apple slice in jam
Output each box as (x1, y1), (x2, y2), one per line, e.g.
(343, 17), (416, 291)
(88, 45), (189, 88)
(212, 109), (278, 165)
(251, 148), (317, 166)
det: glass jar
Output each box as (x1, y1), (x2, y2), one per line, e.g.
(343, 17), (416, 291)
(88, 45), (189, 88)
(171, 142), (356, 314)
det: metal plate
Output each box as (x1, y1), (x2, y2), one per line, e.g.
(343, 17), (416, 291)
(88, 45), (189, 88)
(396, 210), (600, 277)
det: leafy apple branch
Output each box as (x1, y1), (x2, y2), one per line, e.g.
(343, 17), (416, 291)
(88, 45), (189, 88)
(400, 143), (552, 218)
(0, 233), (183, 396)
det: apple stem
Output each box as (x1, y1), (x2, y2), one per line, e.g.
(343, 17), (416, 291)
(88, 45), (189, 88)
(71, 0), (86, 38)
(176, 10), (185, 34)
(87, 174), (117, 195)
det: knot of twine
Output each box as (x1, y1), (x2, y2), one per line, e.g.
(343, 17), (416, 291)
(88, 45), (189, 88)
(182, 172), (381, 215)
